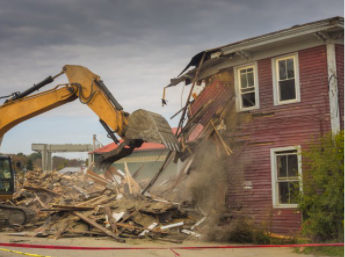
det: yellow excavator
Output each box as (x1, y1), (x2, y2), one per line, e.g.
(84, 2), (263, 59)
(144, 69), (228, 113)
(0, 65), (179, 226)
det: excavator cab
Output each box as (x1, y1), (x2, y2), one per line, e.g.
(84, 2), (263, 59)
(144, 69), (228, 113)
(0, 156), (15, 199)
(0, 156), (35, 226)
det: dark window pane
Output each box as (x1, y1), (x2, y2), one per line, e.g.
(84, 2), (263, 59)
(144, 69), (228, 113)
(279, 60), (287, 80)
(289, 181), (299, 204)
(240, 69), (246, 74)
(0, 182), (12, 193)
(279, 182), (289, 204)
(247, 72), (254, 87)
(288, 155), (298, 177)
(247, 68), (253, 72)
(240, 73), (247, 88)
(287, 58), (295, 79)
(279, 79), (296, 101)
(242, 92), (255, 107)
(277, 155), (287, 178)
(0, 159), (11, 179)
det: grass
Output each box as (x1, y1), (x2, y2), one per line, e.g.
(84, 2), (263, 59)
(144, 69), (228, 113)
(297, 246), (344, 256)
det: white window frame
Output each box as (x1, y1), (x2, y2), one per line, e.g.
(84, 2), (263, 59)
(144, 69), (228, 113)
(270, 146), (302, 209)
(272, 53), (300, 105)
(234, 62), (260, 111)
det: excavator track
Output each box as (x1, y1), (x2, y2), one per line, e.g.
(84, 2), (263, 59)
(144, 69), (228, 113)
(0, 204), (36, 226)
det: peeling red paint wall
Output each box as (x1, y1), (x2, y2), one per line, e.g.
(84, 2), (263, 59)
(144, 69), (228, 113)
(226, 45), (333, 235)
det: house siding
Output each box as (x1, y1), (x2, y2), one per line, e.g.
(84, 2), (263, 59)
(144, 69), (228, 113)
(335, 44), (344, 130)
(226, 45), (333, 235)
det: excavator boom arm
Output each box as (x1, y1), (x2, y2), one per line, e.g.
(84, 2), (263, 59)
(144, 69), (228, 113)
(0, 65), (178, 172)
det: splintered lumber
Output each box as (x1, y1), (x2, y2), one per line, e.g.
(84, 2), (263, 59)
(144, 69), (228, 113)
(24, 186), (65, 197)
(139, 222), (158, 236)
(65, 230), (104, 236)
(50, 205), (94, 211)
(34, 193), (47, 208)
(86, 169), (118, 192)
(161, 221), (184, 230)
(116, 223), (166, 234)
(210, 120), (232, 155)
(181, 229), (202, 238)
(124, 162), (141, 194)
(124, 162), (132, 194)
(53, 222), (68, 240)
(76, 195), (105, 207)
(104, 205), (118, 233)
(86, 169), (110, 187)
(73, 212), (125, 243)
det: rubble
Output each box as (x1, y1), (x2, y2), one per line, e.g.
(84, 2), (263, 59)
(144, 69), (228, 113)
(0, 168), (206, 243)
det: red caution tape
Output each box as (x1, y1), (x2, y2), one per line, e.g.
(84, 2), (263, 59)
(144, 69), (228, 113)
(0, 242), (343, 251)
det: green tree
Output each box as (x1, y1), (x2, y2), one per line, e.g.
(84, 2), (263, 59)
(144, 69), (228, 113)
(27, 159), (34, 171)
(297, 131), (344, 241)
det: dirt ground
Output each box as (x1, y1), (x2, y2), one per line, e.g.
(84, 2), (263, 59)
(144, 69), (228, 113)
(0, 233), (318, 257)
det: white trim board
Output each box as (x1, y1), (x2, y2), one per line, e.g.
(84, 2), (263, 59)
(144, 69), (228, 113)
(270, 146), (302, 209)
(326, 43), (341, 133)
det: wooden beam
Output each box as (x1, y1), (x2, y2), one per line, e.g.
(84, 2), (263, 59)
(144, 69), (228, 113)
(104, 205), (118, 234)
(73, 212), (125, 243)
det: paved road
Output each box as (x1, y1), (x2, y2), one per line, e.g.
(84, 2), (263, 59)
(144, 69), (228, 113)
(0, 234), (316, 257)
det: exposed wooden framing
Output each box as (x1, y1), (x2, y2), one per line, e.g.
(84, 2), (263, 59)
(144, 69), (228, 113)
(175, 52), (206, 137)
(210, 120), (232, 156)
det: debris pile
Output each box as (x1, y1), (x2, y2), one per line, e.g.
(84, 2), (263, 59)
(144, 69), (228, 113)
(2, 168), (206, 243)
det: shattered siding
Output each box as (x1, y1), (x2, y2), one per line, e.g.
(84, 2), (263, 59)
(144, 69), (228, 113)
(189, 80), (233, 126)
(335, 44), (344, 130)
(225, 45), (332, 235)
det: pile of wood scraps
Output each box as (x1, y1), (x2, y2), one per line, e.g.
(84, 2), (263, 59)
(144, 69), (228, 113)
(1, 167), (205, 243)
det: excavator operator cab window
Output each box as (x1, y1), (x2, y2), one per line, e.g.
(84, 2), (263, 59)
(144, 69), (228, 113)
(0, 158), (14, 195)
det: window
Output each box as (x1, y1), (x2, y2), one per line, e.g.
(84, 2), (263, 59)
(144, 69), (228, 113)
(272, 53), (300, 105)
(235, 63), (259, 111)
(0, 159), (13, 194)
(270, 147), (302, 208)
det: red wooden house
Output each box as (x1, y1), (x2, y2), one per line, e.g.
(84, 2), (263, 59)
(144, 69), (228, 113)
(166, 17), (344, 235)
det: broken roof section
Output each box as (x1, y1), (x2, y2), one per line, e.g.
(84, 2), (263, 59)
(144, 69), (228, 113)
(166, 16), (344, 88)
(93, 128), (178, 154)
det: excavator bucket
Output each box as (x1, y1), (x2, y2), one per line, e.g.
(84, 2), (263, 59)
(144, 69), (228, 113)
(125, 109), (180, 152)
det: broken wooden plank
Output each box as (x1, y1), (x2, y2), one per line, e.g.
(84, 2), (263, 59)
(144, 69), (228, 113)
(53, 222), (68, 240)
(181, 229), (202, 238)
(72, 212), (125, 243)
(139, 222), (158, 236)
(86, 169), (110, 186)
(104, 205), (118, 234)
(76, 195), (104, 207)
(51, 204), (94, 211)
(34, 193), (47, 209)
(24, 186), (65, 198)
(210, 120), (232, 155)
(160, 221), (184, 230)
(124, 162), (132, 194)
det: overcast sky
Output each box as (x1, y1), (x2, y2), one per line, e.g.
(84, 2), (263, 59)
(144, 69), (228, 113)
(0, 0), (343, 159)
